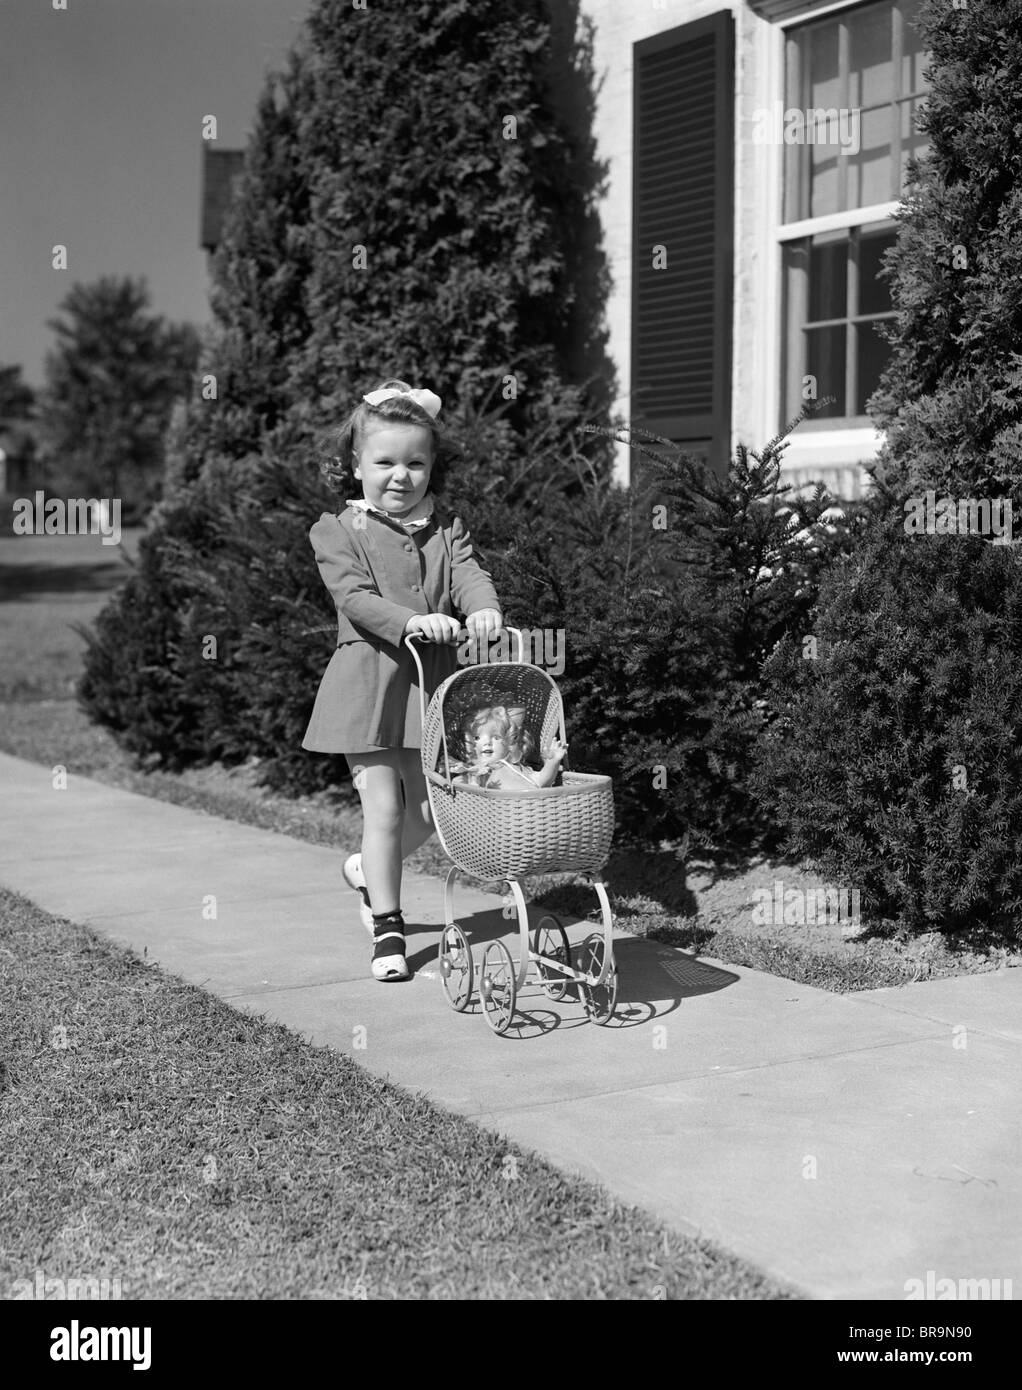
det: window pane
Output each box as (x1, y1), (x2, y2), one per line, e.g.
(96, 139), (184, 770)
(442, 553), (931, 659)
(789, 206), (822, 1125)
(787, 1), (909, 220)
(846, 105), (894, 206)
(806, 324), (846, 416)
(858, 227), (897, 315)
(809, 236), (846, 321)
(808, 138), (840, 218)
(850, 4), (892, 108)
(855, 319), (891, 413)
(808, 21), (840, 109)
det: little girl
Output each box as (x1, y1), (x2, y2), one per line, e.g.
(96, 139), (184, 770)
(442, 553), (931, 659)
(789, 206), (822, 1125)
(303, 379), (503, 981)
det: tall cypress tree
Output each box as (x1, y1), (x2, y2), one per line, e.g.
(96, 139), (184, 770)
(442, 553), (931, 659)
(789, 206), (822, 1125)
(81, 0), (615, 784)
(287, 0), (612, 440)
(869, 0), (1022, 505)
(168, 0), (614, 500)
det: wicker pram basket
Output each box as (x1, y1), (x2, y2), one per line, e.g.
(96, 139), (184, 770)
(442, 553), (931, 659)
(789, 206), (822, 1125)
(406, 628), (619, 1034)
(415, 640), (615, 880)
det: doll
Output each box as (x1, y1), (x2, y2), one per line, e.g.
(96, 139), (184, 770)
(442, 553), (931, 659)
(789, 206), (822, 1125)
(452, 705), (567, 789)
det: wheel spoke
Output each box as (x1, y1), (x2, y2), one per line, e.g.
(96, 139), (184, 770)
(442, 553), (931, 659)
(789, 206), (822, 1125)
(532, 914), (571, 1002)
(439, 924), (473, 1011)
(481, 941), (517, 1035)
(579, 930), (618, 1026)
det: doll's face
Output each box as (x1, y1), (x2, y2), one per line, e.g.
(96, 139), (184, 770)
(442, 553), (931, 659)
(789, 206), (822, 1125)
(472, 721), (508, 768)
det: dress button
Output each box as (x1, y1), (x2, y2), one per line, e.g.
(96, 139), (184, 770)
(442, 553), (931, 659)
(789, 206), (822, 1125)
(410, 584), (420, 592)
(404, 542), (413, 551)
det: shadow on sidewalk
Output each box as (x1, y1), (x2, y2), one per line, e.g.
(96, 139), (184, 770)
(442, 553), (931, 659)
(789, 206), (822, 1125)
(405, 904), (739, 1039)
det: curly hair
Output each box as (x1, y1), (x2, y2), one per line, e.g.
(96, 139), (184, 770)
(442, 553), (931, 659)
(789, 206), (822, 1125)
(464, 705), (536, 765)
(318, 378), (463, 498)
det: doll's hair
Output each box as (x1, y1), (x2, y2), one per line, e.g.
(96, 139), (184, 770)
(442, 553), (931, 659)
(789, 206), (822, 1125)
(464, 705), (535, 764)
(318, 378), (463, 498)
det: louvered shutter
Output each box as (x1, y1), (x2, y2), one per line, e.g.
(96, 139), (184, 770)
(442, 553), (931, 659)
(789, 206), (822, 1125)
(632, 11), (734, 473)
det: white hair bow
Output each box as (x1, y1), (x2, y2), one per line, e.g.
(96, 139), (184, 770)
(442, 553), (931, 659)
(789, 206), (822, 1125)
(363, 386), (442, 419)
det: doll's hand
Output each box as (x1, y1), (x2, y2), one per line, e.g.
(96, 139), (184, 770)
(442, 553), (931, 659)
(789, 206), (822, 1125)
(465, 608), (503, 642)
(406, 613), (462, 643)
(543, 737), (568, 766)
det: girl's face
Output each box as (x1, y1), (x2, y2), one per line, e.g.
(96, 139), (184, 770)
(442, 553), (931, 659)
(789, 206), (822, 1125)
(353, 420), (434, 517)
(473, 722), (508, 768)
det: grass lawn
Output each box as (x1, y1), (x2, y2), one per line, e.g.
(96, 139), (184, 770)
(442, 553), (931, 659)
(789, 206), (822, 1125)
(1, 527), (1016, 994)
(0, 885), (797, 1300)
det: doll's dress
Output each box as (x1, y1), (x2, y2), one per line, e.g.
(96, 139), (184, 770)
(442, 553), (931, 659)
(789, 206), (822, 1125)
(448, 761), (491, 788)
(449, 758), (539, 789)
(480, 759), (540, 789)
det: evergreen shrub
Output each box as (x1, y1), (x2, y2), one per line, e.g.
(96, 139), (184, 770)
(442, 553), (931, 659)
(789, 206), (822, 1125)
(755, 521), (1022, 939)
(869, 0), (1022, 506)
(482, 423), (872, 851)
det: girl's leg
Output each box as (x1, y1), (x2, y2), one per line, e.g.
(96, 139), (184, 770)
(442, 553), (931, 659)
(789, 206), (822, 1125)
(397, 747), (434, 860)
(346, 751), (404, 917)
(344, 749), (435, 918)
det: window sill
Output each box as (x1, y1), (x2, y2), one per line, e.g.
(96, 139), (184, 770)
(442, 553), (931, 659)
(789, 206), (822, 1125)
(777, 425), (883, 498)
(781, 423), (883, 460)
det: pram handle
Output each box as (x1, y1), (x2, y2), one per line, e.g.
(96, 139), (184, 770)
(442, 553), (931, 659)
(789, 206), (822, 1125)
(404, 625), (525, 659)
(405, 626), (528, 786)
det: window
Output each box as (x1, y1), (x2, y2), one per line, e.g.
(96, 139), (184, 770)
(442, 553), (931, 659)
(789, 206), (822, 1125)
(782, 222), (898, 422)
(780, 0), (928, 429)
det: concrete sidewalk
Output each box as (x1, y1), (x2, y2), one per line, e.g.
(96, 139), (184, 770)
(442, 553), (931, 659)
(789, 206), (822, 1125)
(2, 750), (1019, 1300)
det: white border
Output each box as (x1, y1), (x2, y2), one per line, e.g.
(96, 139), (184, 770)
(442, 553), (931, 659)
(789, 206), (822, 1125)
(777, 0), (875, 26)
(777, 200), (900, 240)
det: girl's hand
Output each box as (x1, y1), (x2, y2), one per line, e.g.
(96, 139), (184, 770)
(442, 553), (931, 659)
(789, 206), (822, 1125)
(406, 613), (462, 643)
(465, 608), (503, 641)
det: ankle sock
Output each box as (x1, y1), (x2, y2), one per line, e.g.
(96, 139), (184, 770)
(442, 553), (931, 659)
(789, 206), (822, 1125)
(372, 910), (406, 961)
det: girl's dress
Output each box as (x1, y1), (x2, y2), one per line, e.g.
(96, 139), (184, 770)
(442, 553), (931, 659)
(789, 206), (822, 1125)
(302, 499), (500, 754)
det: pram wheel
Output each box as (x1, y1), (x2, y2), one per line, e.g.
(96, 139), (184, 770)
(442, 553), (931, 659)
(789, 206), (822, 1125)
(578, 929), (618, 1026)
(531, 914), (571, 1001)
(479, 939), (517, 1035)
(438, 923), (473, 1012)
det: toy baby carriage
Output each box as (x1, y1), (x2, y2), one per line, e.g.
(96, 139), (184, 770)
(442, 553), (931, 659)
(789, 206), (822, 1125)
(406, 627), (618, 1035)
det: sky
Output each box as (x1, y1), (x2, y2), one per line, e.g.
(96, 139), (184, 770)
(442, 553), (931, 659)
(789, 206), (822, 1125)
(0, 0), (315, 389)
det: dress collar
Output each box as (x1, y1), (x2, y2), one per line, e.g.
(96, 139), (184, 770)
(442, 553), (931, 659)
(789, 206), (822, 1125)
(346, 496), (435, 532)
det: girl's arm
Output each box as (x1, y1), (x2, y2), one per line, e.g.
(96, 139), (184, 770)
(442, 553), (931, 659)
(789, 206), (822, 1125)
(310, 515), (417, 648)
(448, 515), (502, 621)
